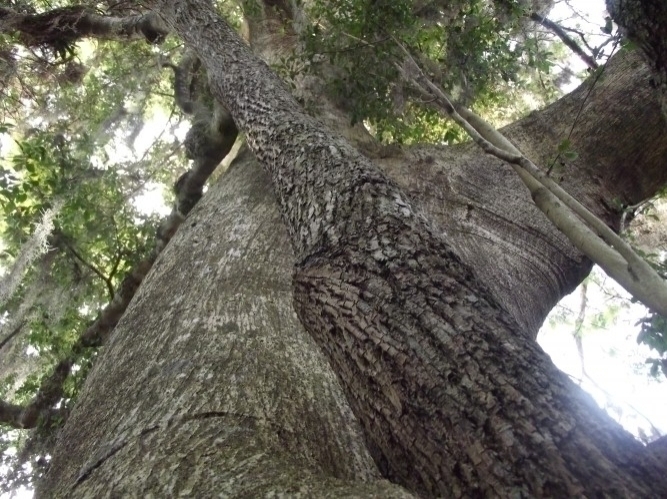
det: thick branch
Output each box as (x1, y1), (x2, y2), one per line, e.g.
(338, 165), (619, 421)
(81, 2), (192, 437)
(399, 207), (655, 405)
(607, 0), (667, 115)
(648, 435), (667, 466)
(0, 5), (169, 50)
(377, 48), (667, 338)
(159, 49), (199, 115)
(394, 41), (667, 317)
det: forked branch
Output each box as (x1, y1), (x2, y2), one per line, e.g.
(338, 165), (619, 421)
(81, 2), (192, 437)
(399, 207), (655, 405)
(393, 40), (667, 318)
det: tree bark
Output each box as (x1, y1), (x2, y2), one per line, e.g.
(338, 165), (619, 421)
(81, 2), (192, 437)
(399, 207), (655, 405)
(607, 0), (667, 116)
(240, 0), (667, 337)
(385, 48), (667, 337)
(40, 1), (667, 497)
(0, 5), (169, 47)
(40, 149), (412, 498)
(42, 1), (667, 497)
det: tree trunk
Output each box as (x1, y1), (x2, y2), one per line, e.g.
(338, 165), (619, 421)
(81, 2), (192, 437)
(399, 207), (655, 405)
(41, 1), (667, 497)
(40, 149), (412, 497)
(384, 47), (667, 337)
(607, 0), (667, 116)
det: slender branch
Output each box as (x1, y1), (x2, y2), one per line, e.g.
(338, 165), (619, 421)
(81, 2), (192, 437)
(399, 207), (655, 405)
(573, 281), (588, 383)
(107, 251), (123, 283)
(558, 24), (595, 50)
(0, 320), (25, 351)
(530, 12), (599, 70)
(58, 234), (115, 301)
(547, 48), (617, 173)
(621, 198), (652, 233)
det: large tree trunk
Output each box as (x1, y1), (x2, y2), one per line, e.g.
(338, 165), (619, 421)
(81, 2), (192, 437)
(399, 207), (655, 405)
(41, 1), (667, 497)
(40, 149), (412, 497)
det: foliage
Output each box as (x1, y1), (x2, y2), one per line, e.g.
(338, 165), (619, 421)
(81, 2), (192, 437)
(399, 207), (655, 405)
(0, 3), (188, 491)
(636, 245), (667, 377)
(638, 312), (667, 377)
(618, 196), (667, 378)
(297, 0), (571, 143)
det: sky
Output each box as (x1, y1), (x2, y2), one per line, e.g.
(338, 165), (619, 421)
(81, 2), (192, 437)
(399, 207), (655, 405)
(538, 268), (667, 439)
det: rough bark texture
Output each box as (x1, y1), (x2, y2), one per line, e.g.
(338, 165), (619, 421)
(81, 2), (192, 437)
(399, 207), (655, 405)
(241, 0), (667, 338)
(40, 1), (667, 497)
(0, 6), (169, 48)
(40, 150), (412, 498)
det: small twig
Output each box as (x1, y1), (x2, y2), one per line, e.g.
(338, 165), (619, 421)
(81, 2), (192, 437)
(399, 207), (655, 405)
(107, 250), (123, 283)
(620, 199), (652, 233)
(573, 281), (588, 383)
(0, 320), (25, 351)
(59, 233), (115, 301)
(547, 39), (619, 174)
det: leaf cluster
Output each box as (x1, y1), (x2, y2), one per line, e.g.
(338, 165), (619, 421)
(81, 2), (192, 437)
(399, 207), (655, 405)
(297, 0), (569, 143)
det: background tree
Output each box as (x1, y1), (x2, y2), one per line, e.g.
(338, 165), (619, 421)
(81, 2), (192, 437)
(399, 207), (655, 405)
(0, 0), (665, 496)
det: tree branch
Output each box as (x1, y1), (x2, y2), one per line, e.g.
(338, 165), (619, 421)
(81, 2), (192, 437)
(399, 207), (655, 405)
(0, 5), (170, 52)
(0, 51), (239, 430)
(0, 400), (24, 428)
(0, 320), (25, 351)
(393, 39), (667, 317)
(56, 232), (115, 301)
(607, 0), (667, 116)
(530, 12), (599, 70)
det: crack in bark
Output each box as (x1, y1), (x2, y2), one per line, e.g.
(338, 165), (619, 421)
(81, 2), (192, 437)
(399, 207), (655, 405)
(73, 425), (159, 488)
(185, 411), (235, 421)
(71, 411), (257, 489)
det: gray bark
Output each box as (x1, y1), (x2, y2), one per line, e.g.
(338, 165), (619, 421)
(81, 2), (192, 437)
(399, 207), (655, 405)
(607, 0), (667, 116)
(40, 149), (411, 497)
(148, 2), (667, 495)
(384, 48), (667, 337)
(0, 6), (169, 47)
